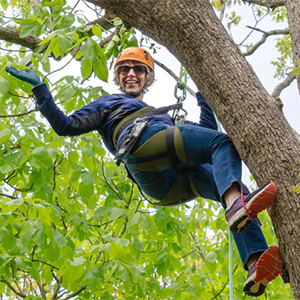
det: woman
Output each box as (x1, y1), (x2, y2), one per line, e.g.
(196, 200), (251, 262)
(6, 47), (282, 296)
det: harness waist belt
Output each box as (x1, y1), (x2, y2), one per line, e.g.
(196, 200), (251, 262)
(112, 103), (183, 148)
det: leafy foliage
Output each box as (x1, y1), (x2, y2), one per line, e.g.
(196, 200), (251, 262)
(0, 0), (294, 299)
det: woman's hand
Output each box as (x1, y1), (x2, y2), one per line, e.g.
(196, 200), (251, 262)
(5, 67), (41, 87)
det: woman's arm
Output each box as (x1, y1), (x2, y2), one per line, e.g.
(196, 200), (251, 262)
(185, 92), (218, 130)
(33, 83), (109, 136)
(196, 91), (218, 130)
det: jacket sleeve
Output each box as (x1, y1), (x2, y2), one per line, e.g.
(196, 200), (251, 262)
(196, 91), (218, 130)
(32, 83), (109, 136)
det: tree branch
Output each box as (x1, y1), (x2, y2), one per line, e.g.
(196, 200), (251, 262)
(87, 12), (117, 32)
(242, 0), (285, 8)
(31, 259), (59, 270)
(271, 71), (296, 98)
(243, 27), (289, 56)
(36, 281), (47, 300)
(0, 108), (39, 118)
(0, 13), (116, 56)
(50, 272), (63, 300)
(0, 276), (26, 298)
(219, 0), (226, 23)
(64, 286), (87, 299)
(0, 26), (42, 50)
(0, 193), (18, 199)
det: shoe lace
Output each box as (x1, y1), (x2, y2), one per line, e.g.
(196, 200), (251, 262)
(241, 185), (262, 226)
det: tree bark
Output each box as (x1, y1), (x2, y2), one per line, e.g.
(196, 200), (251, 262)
(285, 0), (300, 95)
(87, 0), (300, 297)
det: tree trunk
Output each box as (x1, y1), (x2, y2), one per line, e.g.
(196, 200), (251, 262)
(88, 0), (300, 297)
(285, 0), (300, 95)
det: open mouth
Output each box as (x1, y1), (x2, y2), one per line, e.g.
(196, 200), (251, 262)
(126, 80), (138, 85)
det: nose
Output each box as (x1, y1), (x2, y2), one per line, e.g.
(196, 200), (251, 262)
(127, 68), (136, 76)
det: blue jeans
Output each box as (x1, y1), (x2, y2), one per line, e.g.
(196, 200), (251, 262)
(126, 122), (268, 269)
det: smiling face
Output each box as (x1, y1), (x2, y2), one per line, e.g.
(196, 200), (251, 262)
(118, 60), (147, 100)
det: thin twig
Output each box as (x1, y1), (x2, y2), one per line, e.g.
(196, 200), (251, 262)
(64, 286), (87, 299)
(0, 108), (38, 118)
(243, 27), (289, 56)
(0, 276), (26, 298)
(209, 264), (239, 300)
(31, 259), (59, 270)
(0, 193), (18, 199)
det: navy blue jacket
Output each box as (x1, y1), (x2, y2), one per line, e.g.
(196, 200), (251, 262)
(32, 83), (217, 154)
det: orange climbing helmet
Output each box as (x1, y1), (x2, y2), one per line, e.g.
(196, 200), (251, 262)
(114, 47), (154, 71)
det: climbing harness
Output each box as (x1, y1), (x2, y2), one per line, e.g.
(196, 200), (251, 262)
(114, 103), (183, 165)
(113, 66), (199, 206)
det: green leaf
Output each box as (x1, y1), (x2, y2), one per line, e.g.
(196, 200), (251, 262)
(94, 206), (111, 221)
(0, 165), (12, 174)
(0, 76), (10, 93)
(1, 227), (17, 250)
(27, 262), (40, 282)
(111, 237), (129, 246)
(32, 146), (48, 158)
(206, 251), (217, 262)
(53, 230), (67, 247)
(0, 128), (11, 142)
(60, 85), (75, 102)
(81, 171), (94, 185)
(2, 198), (24, 213)
(82, 38), (97, 60)
(19, 20), (38, 38)
(0, 0), (8, 9)
(108, 207), (123, 221)
(58, 35), (73, 52)
(92, 25), (102, 38)
(94, 57), (108, 82)
(65, 13), (75, 27)
(128, 213), (141, 227)
(113, 18), (122, 26)
(81, 58), (93, 80)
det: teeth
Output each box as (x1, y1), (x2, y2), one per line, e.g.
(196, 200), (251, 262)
(126, 81), (137, 84)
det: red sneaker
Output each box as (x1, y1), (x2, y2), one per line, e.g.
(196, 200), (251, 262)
(243, 246), (283, 296)
(225, 181), (277, 233)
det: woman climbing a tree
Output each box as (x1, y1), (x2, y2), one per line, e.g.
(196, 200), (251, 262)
(6, 47), (283, 297)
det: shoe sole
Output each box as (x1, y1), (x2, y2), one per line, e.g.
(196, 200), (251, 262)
(243, 246), (283, 297)
(229, 181), (277, 233)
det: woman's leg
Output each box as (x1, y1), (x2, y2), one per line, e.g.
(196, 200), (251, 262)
(189, 163), (268, 268)
(177, 124), (242, 204)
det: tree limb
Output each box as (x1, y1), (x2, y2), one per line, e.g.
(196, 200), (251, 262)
(50, 273), (63, 300)
(219, 0), (226, 22)
(0, 13), (116, 54)
(0, 108), (39, 118)
(87, 12), (117, 32)
(271, 71), (296, 98)
(0, 276), (26, 298)
(243, 27), (290, 56)
(36, 281), (47, 300)
(31, 259), (59, 270)
(64, 286), (87, 299)
(0, 27), (42, 50)
(242, 0), (285, 8)
(0, 193), (18, 199)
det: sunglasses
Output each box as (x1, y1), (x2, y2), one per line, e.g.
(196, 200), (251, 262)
(118, 65), (148, 75)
